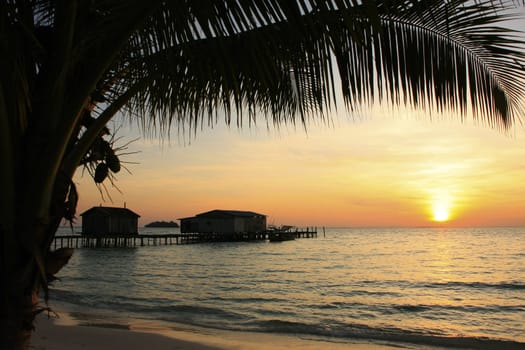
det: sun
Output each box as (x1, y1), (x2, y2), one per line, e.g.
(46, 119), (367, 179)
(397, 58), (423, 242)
(433, 207), (449, 222)
(431, 199), (451, 222)
(428, 189), (455, 223)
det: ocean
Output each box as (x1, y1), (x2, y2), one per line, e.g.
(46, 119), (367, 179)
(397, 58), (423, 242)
(50, 226), (525, 349)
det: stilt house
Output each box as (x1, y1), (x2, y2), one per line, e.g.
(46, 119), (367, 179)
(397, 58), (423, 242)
(81, 206), (140, 235)
(180, 210), (266, 234)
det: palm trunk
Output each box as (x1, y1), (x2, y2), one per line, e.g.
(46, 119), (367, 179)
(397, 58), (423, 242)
(0, 291), (38, 350)
(0, 217), (43, 350)
(0, 170), (73, 349)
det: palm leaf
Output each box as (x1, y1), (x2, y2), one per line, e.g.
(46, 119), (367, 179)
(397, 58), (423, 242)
(90, 0), (525, 138)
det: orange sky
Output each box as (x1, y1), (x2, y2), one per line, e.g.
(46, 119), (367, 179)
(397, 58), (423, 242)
(73, 102), (525, 228)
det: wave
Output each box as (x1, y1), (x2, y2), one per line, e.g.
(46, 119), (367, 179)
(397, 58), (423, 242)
(49, 287), (525, 350)
(51, 287), (524, 325)
(391, 303), (525, 314)
(244, 319), (525, 350)
(360, 279), (525, 291)
(295, 298), (525, 315)
(209, 295), (286, 304)
(425, 281), (525, 291)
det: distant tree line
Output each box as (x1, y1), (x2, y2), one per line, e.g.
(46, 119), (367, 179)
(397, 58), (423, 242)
(144, 221), (180, 228)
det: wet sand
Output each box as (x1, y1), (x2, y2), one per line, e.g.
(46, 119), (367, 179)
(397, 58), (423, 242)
(30, 311), (414, 350)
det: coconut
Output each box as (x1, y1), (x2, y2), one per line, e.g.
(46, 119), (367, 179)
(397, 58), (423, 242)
(94, 163), (109, 183)
(106, 153), (121, 173)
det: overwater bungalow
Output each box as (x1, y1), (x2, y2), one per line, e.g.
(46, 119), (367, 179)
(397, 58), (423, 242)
(179, 209), (266, 234)
(81, 206), (140, 235)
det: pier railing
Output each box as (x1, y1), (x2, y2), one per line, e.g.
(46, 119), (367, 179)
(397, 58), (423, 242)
(51, 227), (317, 250)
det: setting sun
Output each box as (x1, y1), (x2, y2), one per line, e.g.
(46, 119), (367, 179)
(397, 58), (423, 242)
(430, 192), (453, 223)
(433, 207), (450, 222)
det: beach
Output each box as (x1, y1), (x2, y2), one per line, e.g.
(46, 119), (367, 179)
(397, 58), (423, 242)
(31, 311), (407, 350)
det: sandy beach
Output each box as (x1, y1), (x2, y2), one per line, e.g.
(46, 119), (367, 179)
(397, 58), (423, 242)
(30, 311), (411, 350)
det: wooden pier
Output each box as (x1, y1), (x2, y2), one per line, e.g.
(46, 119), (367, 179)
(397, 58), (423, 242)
(51, 227), (317, 250)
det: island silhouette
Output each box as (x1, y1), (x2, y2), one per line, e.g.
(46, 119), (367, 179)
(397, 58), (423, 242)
(144, 221), (179, 228)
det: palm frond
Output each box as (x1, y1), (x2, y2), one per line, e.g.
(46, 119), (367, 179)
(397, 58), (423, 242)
(370, 0), (525, 126)
(105, 1), (378, 134)
(103, 0), (525, 135)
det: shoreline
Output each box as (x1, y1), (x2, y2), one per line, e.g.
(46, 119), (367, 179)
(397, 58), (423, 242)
(30, 305), (417, 350)
(30, 299), (525, 350)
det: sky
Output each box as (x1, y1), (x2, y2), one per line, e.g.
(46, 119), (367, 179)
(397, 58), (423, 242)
(73, 11), (525, 228)
(72, 104), (525, 228)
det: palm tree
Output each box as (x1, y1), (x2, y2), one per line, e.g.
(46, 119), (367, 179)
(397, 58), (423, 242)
(1, 0), (524, 348)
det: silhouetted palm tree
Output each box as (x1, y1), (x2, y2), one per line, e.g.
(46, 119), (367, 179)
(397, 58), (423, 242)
(1, 1), (524, 348)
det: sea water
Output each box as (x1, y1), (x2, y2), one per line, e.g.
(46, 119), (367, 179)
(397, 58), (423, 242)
(50, 227), (525, 349)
